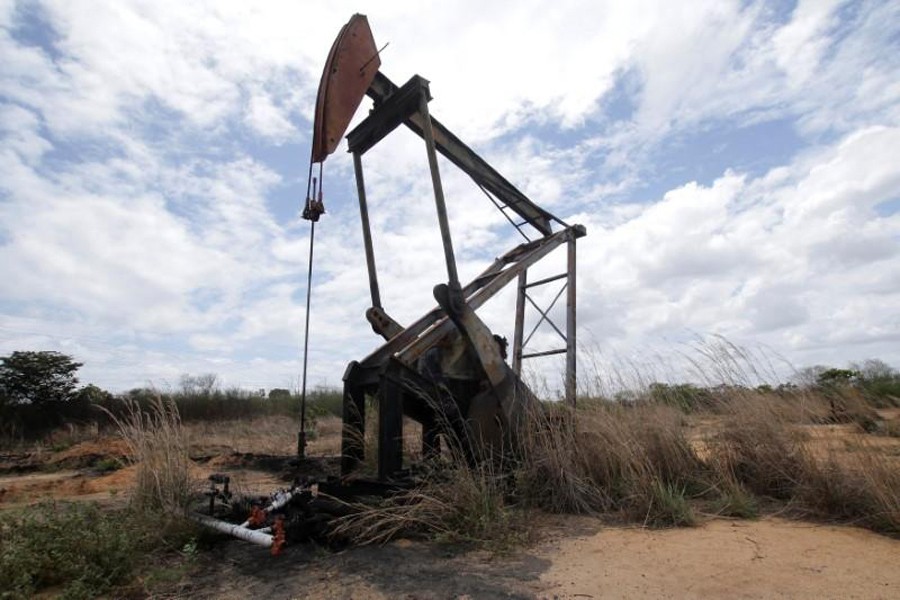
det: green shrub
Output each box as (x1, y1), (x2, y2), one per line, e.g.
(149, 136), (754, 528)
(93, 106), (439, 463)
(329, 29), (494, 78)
(635, 480), (697, 527)
(713, 482), (759, 519)
(0, 503), (139, 599)
(645, 382), (715, 413)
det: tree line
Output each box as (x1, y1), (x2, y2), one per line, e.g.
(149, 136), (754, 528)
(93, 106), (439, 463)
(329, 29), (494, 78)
(2, 350), (898, 441)
(0, 350), (342, 441)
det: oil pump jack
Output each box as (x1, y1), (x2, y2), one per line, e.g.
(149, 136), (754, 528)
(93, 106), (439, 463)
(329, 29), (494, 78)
(197, 13), (587, 554)
(303, 14), (587, 481)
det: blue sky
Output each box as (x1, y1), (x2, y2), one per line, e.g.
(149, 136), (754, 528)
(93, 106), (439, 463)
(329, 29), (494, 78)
(1, 0), (898, 393)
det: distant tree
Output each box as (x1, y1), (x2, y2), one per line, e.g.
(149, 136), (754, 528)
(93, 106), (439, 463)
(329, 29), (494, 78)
(0, 351), (83, 406)
(646, 382), (713, 413)
(850, 359), (900, 407)
(817, 368), (859, 386)
(179, 373), (219, 396)
(268, 388), (291, 401)
(851, 358), (897, 382)
(0, 351), (89, 438)
(793, 365), (829, 388)
(76, 383), (114, 405)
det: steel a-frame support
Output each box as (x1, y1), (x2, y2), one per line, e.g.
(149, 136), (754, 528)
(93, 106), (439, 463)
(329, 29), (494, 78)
(512, 235), (578, 406)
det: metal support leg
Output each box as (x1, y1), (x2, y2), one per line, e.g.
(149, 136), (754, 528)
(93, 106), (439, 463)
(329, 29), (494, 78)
(565, 237), (577, 406)
(512, 270), (527, 376)
(418, 96), (460, 291)
(378, 377), (404, 480)
(353, 152), (382, 308)
(341, 381), (366, 475)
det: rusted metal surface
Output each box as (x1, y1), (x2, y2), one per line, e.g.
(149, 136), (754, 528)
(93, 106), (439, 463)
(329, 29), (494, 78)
(418, 93), (461, 292)
(352, 152), (382, 309)
(366, 72), (559, 236)
(311, 14), (380, 163)
(566, 237), (577, 406)
(365, 306), (403, 340)
(354, 226), (584, 375)
(512, 271), (527, 375)
(306, 14), (589, 478)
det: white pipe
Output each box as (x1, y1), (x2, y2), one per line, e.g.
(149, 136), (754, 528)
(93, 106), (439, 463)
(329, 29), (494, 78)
(192, 514), (273, 547)
(239, 489), (297, 528)
(269, 489), (295, 512)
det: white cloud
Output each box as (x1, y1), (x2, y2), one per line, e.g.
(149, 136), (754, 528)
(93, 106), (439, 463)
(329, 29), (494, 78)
(575, 125), (900, 370)
(1, 1), (898, 392)
(245, 92), (296, 141)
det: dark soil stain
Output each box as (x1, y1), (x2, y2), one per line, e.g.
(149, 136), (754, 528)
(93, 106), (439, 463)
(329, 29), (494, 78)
(170, 537), (551, 599)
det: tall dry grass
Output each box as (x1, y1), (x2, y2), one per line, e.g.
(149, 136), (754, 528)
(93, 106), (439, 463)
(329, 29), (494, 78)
(330, 458), (522, 549)
(332, 400), (706, 548)
(707, 397), (811, 499)
(330, 390), (527, 548)
(519, 402), (703, 526)
(332, 341), (900, 547)
(103, 395), (196, 514)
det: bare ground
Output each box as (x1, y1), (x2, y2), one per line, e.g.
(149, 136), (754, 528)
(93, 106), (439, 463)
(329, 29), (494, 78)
(155, 516), (899, 599)
(2, 414), (899, 599)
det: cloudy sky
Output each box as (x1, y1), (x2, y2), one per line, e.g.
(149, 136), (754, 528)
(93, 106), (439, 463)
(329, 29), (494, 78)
(1, 0), (898, 393)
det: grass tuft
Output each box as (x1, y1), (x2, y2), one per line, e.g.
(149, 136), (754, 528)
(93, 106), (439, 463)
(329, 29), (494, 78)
(102, 395), (196, 515)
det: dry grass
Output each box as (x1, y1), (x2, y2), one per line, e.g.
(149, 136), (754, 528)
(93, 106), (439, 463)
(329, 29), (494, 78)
(332, 401), (706, 548)
(327, 382), (900, 548)
(519, 402), (703, 526)
(185, 415), (299, 456)
(330, 459), (524, 549)
(799, 439), (900, 534)
(701, 391), (900, 535)
(102, 396), (196, 515)
(707, 397), (811, 499)
(330, 395), (526, 549)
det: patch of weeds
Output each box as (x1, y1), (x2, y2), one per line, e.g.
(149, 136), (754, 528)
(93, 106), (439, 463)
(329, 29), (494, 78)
(140, 551), (197, 591)
(637, 480), (697, 528)
(95, 457), (123, 473)
(0, 500), (204, 600)
(181, 536), (200, 558)
(0, 502), (140, 599)
(714, 483), (759, 519)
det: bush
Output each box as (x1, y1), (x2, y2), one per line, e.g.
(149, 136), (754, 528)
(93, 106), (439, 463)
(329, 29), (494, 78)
(0, 501), (203, 599)
(645, 382), (715, 413)
(0, 502), (139, 599)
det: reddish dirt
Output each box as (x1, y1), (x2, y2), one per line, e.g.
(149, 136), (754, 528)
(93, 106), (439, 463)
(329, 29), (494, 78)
(2, 416), (898, 599)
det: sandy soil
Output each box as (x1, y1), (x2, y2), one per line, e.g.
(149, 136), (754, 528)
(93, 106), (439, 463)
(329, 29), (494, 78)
(537, 517), (900, 599)
(2, 414), (899, 599)
(167, 516), (899, 599)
